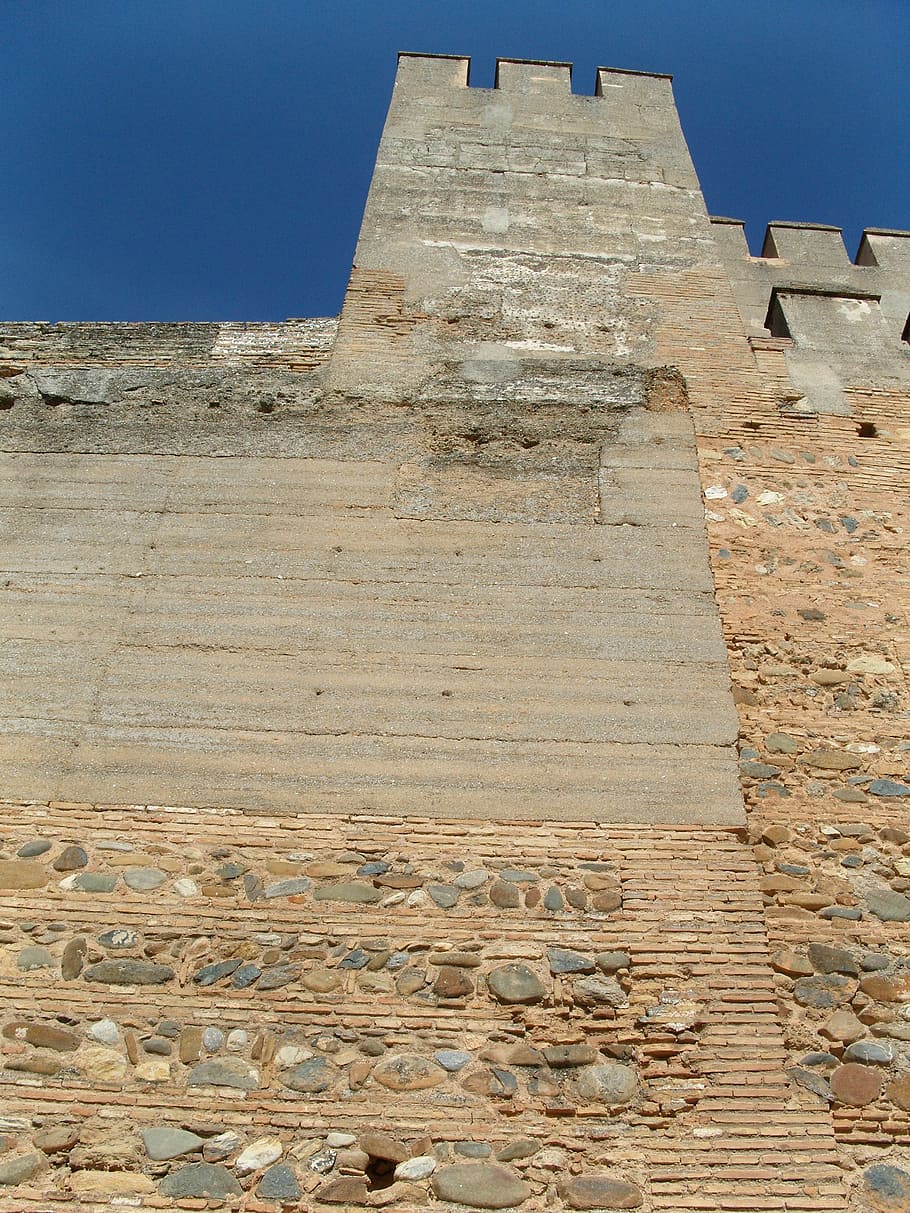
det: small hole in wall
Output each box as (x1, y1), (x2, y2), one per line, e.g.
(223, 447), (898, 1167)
(365, 1157), (396, 1190)
(857, 422), (878, 438)
(744, 420), (762, 431)
(901, 313), (910, 344)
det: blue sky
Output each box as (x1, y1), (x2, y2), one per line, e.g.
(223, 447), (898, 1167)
(3, 0), (908, 321)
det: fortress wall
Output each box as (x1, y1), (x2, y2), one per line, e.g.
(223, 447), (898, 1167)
(0, 51), (908, 1213)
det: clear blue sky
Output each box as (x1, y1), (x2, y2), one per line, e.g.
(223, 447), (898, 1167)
(3, 0), (908, 321)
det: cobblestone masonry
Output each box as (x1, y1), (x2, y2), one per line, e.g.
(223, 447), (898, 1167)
(0, 52), (908, 1213)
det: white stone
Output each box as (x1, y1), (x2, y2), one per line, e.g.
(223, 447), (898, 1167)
(325, 1132), (356, 1149)
(226, 1029), (248, 1051)
(88, 1018), (120, 1045)
(846, 655), (896, 676)
(236, 1135), (283, 1175)
(757, 490), (784, 505)
(276, 1045), (313, 1067)
(394, 1155), (436, 1181)
(134, 1058), (170, 1082)
(174, 878), (198, 897)
(704, 485), (727, 500)
(406, 889), (427, 908)
(380, 891), (406, 907)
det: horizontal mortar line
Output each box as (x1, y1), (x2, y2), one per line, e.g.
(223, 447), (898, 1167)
(1, 716), (739, 748)
(0, 568), (715, 594)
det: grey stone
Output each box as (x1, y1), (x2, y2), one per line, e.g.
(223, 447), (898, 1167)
(187, 1059), (258, 1090)
(17, 946), (55, 971)
(807, 943), (858, 975)
(435, 1049), (472, 1071)
(864, 1164), (910, 1211)
(547, 947), (595, 974)
(340, 949), (369, 969)
(0, 1152), (44, 1186)
(84, 959), (174, 985)
(159, 1162), (242, 1199)
(487, 964), (546, 1005)
(203, 1027), (224, 1051)
(70, 873), (118, 893)
(801, 1052), (838, 1067)
(428, 883), (460, 908)
(283, 1057), (335, 1093)
(496, 1140), (540, 1162)
(264, 877), (312, 898)
(258, 1163), (301, 1201)
(869, 779), (910, 798)
(573, 975), (627, 1006)
(97, 928), (138, 948)
(844, 1041), (893, 1065)
(17, 840), (51, 858)
(454, 869), (488, 889)
(257, 965), (299, 991)
(793, 975), (855, 1008)
(193, 959), (241, 986)
(232, 963), (261, 988)
(141, 1127), (204, 1161)
(499, 869), (538, 883)
(819, 905), (862, 920)
(123, 867), (167, 891)
(788, 1067), (833, 1101)
(455, 1142), (492, 1158)
(595, 950), (631, 973)
(866, 888), (910, 922)
(574, 1062), (638, 1106)
(357, 860), (390, 876)
(544, 886), (564, 911)
(740, 761), (781, 778)
(432, 1163), (531, 1209)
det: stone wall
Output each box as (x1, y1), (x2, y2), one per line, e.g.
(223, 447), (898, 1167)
(0, 50), (908, 1213)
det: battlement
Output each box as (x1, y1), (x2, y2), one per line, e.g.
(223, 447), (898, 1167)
(710, 215), (910, 272)
(395, 51), (672, 96)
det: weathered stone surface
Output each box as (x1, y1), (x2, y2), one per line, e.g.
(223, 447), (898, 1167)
(373, 1053), (445, 1091)
(803, 748), (862, 771)
(187, 1059), (258, 1090)
(547, 946), (595, 974)
(52, 844), (88, 870)
(432, 1163), (531, 1209)
(317, 1177), (369, 1204)
(573, 975), (627, 1006)
(236, 1135), (282, 1175)
(0, 1152), (45, 1186)
(793, 974), (855, 1008)
(258, 1163), (301, 1201)
(830, 1062), (881, 1105)
(864, 1163), (910, 1212)
(575, 1063), (638, 1105)
(487, 964), (546, 1004)
(141, 1127), (204, 1160)
(35, 1126), (79, 1154)
(395, 1155), (436, 1180)
(434, 965), (474, 998)
(807, 943), (858, 975)
(159, 1162), (242, 1199)
(283, 1057), (336, 1093)
(359, 1131), (408, 1162)
(83, 959), (174, 985)
(866, 887), (910, 922)
(561, 1175), (644, 1209)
